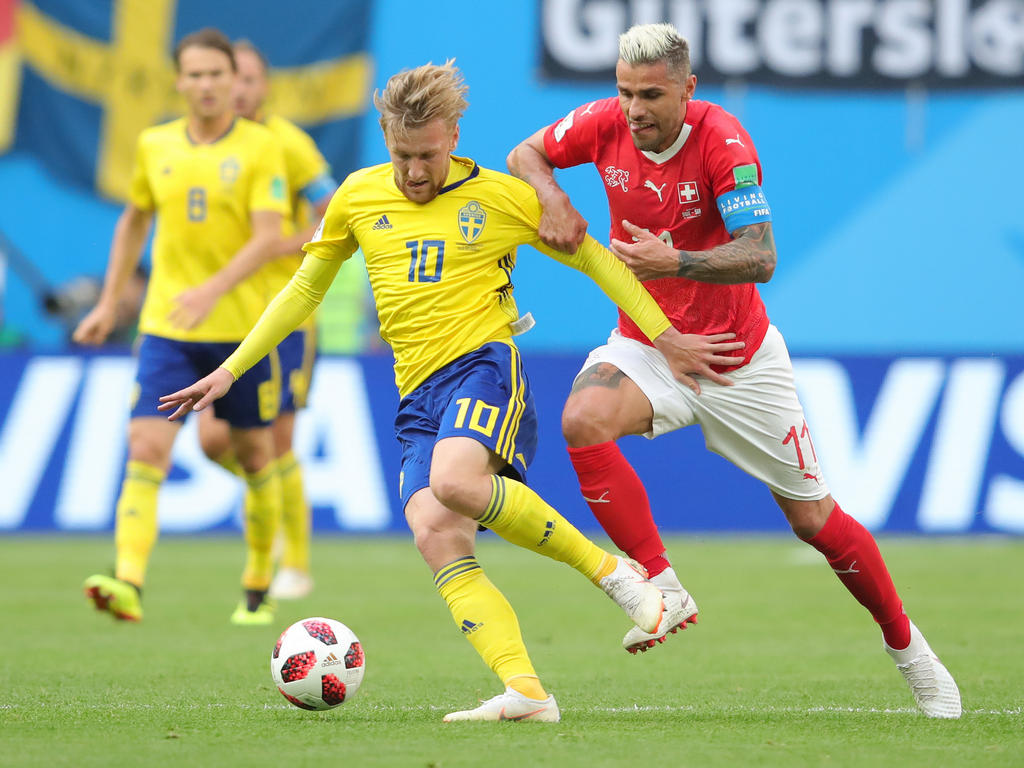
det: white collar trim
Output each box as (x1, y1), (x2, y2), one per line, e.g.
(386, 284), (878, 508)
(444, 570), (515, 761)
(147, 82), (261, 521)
(641, 123), (692, 164)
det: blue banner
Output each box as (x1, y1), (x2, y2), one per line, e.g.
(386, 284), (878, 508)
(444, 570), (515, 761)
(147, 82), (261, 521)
(2, 351), (1022, 535)
(9, 0), (371, 200)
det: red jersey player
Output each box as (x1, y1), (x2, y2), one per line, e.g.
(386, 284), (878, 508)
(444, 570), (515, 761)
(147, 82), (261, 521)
(508, 22), (960, 718)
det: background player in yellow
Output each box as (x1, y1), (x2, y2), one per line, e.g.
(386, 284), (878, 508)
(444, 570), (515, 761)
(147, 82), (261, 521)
(73, 28), (290, 626)
(197, 40), (340, 601)
(159, 61), (744, 722)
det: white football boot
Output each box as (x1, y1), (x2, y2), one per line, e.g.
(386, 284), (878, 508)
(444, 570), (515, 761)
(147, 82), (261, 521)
(443, 687), (561, 723)
(268, 568), (314, 600)
(622, 567), (699, 654)
(885, 620), (961, 718)
(599, 556), (665, 634)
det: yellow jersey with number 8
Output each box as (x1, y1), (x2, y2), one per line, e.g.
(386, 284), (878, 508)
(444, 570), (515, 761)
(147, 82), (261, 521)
(129, 117), (290, 342)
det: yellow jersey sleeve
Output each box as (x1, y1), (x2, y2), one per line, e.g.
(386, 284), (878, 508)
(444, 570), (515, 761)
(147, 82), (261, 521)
(222, 253), (342, 379)
(497, 178), (671, 342)
(266, 115), (336, 207)
(248, 135), (291, 216)
(302, 182), (359, 263)
(128, 133), (154, 211)
(286, 126), (333, 203)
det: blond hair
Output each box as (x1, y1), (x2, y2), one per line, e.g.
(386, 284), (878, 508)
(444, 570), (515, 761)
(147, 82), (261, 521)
(374, 60), (469, 140)
(618, 23), (691, 81)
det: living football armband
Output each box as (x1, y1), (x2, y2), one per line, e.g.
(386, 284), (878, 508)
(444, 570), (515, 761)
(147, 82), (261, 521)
(301, 173), (339, 205)
(716, 185), (772, 234)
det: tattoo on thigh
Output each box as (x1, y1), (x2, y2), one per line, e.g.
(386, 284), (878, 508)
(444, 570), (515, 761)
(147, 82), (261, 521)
(571, 363), (627, 393)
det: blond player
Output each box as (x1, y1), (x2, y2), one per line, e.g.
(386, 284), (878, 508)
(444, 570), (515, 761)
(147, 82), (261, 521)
(158, 61), (746, 721)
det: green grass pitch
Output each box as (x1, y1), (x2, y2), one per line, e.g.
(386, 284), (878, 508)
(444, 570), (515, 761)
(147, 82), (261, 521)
(1, 535), (1021, 767)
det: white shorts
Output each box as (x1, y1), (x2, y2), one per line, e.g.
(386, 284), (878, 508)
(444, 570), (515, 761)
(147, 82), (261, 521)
(574, 325), (830, 501)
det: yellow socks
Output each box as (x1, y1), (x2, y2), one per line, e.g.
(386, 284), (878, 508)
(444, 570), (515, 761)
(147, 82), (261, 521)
(434, 556), (545, 696)
(212, 451), (245, 479)
(277, 451), (311, 572)
(114, 460), (165, 587)
(477, 475), (615, 584)
(241, 462), (282, 591)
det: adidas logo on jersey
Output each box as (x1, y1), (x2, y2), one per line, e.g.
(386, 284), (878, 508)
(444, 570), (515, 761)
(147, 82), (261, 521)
(372, 214), (393, 230)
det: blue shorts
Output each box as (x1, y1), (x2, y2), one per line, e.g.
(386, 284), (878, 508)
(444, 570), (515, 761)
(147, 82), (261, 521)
(278, 328), (317, 412)
(394, 341), (538, 509)
(130, 334), (280, 428)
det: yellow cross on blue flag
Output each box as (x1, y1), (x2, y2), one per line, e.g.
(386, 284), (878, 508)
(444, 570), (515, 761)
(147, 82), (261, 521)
(7, 0), (371, 200)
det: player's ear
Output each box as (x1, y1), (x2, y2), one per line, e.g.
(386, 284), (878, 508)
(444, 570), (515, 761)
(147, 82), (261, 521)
(450, 124), (460, 153)
(685, 74), (697, 100)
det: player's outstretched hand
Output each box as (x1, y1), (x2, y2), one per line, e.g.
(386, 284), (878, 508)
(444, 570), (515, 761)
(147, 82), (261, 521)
(538, 193), (589, 254)
(611, 219), (680, 281)
(72, 303), (116, 346)
(158, 367), (235, 421)
(652, 326), (746, 395)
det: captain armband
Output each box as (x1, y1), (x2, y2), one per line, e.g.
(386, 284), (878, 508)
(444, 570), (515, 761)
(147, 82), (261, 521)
(715, 185), (772, 234)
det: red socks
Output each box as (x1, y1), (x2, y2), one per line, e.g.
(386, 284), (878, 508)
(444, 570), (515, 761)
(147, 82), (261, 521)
(568, 442), (909, 648)
(567, 441), (669, 578)
(806, 503), (911, 650)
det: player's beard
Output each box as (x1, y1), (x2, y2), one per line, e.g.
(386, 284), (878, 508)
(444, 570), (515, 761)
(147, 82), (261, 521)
(628, 121), (669, 152)
(396, 173), (440, 203)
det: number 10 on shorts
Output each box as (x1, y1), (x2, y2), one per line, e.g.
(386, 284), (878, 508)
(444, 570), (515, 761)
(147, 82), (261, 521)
(453, 397), (499, 437)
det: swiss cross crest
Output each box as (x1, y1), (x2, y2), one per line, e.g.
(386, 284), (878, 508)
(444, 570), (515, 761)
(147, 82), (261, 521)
(677, 181), (700, 204)
(604, 166), (630, 192)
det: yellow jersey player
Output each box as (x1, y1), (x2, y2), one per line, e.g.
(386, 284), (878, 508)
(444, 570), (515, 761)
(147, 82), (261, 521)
(159, 61), (744, 722)
(74, 28), (290, 626)
(197, 40), (340, 601)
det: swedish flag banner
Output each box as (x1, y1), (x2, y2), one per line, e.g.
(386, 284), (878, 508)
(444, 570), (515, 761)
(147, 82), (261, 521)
(10, 0), (372, 200)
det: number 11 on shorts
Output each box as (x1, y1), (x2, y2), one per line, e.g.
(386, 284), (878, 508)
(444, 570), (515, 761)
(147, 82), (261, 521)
(783, 420), (817, 470)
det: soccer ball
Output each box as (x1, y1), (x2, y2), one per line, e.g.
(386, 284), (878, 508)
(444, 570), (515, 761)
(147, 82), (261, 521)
(270, 617), (365, 711)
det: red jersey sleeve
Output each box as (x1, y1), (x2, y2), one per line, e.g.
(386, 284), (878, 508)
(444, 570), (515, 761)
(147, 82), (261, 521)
(541, 97), (620, 169)
(700, 110), (763, 199)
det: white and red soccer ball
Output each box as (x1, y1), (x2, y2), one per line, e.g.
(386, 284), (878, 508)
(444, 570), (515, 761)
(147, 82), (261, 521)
(270, 617), (365, 711)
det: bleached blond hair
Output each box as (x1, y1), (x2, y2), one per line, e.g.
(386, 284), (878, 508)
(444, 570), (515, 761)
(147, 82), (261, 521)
(618, 23), (691, 81)
(374, 60), (469, 140)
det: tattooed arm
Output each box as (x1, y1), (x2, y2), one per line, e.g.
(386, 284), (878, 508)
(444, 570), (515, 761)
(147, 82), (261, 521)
(610, 219), (777, 284)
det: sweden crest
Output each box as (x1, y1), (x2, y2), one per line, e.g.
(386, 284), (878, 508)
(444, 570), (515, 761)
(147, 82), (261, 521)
(458, 201), (486, 243)
(220, 156), (240, 183)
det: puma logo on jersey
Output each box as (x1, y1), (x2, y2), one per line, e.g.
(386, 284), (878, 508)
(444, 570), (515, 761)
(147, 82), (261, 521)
(725, 134), (745, 147)
(644, 180), (668, 202)
(579, 102), (596, 116)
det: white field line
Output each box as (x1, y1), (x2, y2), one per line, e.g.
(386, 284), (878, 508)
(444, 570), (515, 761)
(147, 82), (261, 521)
(0, 702), (1020, 717)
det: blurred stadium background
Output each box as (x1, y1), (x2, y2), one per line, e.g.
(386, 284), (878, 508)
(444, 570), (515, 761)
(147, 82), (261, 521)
(1, 0), (1023, 537)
